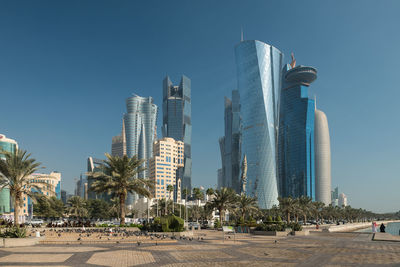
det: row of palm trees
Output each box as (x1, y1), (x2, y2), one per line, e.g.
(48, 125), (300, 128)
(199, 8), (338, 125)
(0, 149), (395, 227)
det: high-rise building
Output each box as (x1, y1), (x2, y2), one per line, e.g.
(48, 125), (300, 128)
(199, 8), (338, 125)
(338, 193), (347, 207)
(219, 90), (241, 193)
(87, 157), (111, 201)
(24, 171), (62, 217)
(111, 119), (127, 157)
(162, 76), (192, 192)
(331, 187), (339, 204)
(75, 174), (87, 200)
(315, 107), (332, 205)
(149, 137), (184, 202)
(0, 134), (18, 213)
(61, 190), (67, 205)
(124, 94), (158, 205)
(235, 40), (283, 209)
(278, 61), (317, 200)
(217, 169), (223, 189)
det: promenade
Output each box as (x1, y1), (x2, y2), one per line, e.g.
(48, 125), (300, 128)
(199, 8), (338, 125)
(0, 230), (400, 266)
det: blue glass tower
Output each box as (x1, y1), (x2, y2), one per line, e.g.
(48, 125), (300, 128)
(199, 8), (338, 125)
(278, 63), (317, 200)
(219, 90), (241, 193)
(162, 76), (192, 192)
(235, 40), (283, 209)
(0, 134), (17, 213)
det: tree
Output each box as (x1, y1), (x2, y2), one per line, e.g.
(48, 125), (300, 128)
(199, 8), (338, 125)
(206, 188), (214, 201)
(312, 201), (325, 224)
(88, 153), (153, 225)
(66, 196), (87, 219)
(0, 149), (46, 226)
(167, 184), (174, 213)
(86, 199), (110, 219)
(192, 187), (204, 206)
(299, 196), (313, 224)
(182, 188), (190, 200)
(278, 196), (296, 224)
(210, 187), (236, 224)
(236, 193), (258, 223)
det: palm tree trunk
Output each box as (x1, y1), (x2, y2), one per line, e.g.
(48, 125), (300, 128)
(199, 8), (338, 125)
(14, 196), (19, 227)
(120, 193), (126, 226)
(220, 208), (224, 225)
(287, 211), (290, 224)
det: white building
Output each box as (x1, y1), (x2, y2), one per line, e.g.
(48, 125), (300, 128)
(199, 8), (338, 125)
(338, 193), (348, 207)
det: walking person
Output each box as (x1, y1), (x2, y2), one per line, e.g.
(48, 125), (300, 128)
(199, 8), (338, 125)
(380, 223), (386, 233)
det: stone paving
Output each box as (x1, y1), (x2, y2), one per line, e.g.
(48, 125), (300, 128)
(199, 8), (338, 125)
(0, 230), (400, 266)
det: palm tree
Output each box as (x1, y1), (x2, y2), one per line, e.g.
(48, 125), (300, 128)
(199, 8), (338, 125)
(192, 187), (204, 206)
(66, 196), (88, 219)
(206, 188), (214, 201)
(88, 153), (153, 225)
(0, 149), (47, 226)
(236, 193), (258, 223)
(167, 184), (174, 213)
(210, 187), (236, 224)
(312, 201), (325, 224)
(299, 196), (313, 224)
(278, 196), (296, 224)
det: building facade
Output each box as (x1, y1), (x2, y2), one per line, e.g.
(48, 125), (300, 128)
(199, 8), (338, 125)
(338, 193), (347, 207)
(315, 108), (332, 205)
(235, 40), (283, 209)
(111, 119), (127, 157)
(124, 94), (158, 205)
(278, 63), (317, 200)
(162, 76), (192, 192)
(24, 171), (62, 217)
(219, 90), (241, 193)
(0, 134), (18, 213)
(87, 157), (111, 201)
(149, 137), (184, 202)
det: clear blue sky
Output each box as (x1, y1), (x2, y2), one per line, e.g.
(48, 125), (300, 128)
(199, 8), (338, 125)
(1, 0), (399, 213)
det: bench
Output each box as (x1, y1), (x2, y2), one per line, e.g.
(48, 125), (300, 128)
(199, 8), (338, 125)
(222, 226), (236, 242)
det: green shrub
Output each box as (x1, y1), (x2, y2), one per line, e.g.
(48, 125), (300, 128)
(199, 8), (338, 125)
(214, 218), (221, 228)
(0, 227), (27, 238)
(289, 222), (302, 231)
(276, 216), (283, 223)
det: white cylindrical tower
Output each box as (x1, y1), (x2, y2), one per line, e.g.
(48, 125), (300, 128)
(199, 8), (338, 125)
(314, 109), (331, 205)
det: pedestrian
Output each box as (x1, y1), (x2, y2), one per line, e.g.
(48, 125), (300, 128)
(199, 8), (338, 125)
(380, 223), (386, 233)
(372, 221), (377, 233)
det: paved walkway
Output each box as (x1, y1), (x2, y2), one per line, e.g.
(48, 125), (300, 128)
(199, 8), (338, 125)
(0, 230), (400, 266)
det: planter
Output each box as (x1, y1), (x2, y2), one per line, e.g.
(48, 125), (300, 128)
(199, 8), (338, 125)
(1, 237), (44, 248)
(253, 230), (289, 236)
(291, 230), (309, 236)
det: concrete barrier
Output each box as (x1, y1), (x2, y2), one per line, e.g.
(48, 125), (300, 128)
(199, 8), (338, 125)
(253, 230), (290, 236)
(1, 237), (44, 248)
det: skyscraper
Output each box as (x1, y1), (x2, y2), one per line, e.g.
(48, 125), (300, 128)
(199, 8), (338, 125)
(219, 90), (241, 193)
(278, 60), (317, 200)
(0, 134), (17, 213)
(315, 107), (332, 205)
(162, 76), (192, 192)
(111, 119), (127, 157)
(338, 193), (347, 207)
(124, 94), (158, 205)
(235, 40), (283, 209)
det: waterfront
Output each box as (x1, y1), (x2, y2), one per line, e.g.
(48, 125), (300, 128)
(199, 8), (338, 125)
(356, 222), (400, 235)
(1, 230), (400, 266)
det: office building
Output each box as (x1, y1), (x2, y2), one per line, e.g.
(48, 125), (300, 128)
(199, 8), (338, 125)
(24, 171), (62, 217)
(149, 137), (184, 201)
(61, 190), (67, 205)
(219, 90), (241, 193)
(87, 157), (111, 202)
(123, 94), (158, 205)
(0, 134), (18, 213)
(331, 186), (339, 204)
(162, 76), (192, 192)
(338, 193), (347, 207)
(315, 107), (332, 205)
(278, 60), (317, 200)
(217, 169), (223, 189)
(75, 174), (87, 200)
(235, 40), (283, 209)
(111, 119), (127, 157)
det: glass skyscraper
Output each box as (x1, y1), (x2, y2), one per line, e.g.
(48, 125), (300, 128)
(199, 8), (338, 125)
(219, 90), (241, 193)
(235, 40), (283, 209)
(123, 94), (158, 204)
(162, 76), (192, 192)
(278, 63), (317, 200)
(0, 134), (17, 213)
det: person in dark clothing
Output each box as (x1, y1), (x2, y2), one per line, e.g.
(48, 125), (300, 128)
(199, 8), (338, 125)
(380, 223), (386, 233)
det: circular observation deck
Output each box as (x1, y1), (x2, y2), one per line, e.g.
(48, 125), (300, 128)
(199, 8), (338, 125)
(285, 65), (317, 85)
